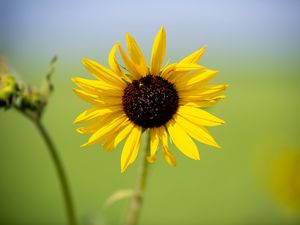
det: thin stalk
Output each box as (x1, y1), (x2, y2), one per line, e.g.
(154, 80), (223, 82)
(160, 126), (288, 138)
(35, 120), (78, 225)
(124, 129), (151, 225)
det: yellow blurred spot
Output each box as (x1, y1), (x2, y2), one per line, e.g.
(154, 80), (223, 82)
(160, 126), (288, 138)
(269, 149), (300, 215)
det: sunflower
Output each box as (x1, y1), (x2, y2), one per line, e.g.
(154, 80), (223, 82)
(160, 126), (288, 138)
(72, 26), (227, 172)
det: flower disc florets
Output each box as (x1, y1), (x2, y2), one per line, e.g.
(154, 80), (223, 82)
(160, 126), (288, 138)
(122, 75), (179, 128)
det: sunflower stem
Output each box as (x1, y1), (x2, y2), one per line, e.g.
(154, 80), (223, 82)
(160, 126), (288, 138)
(124, 129), (151, 225)
(35, 120), (78, 225)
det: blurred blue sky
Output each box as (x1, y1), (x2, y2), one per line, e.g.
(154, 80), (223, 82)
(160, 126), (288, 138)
(1, 0), (300, 55)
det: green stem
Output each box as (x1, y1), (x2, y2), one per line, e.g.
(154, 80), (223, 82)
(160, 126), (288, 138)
(35, 120), (78, 225)
(124, 129), (151, 225)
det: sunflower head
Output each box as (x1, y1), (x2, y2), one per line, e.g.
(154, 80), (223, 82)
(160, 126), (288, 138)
(72, 26), (227, 172)
(122, 75), (179, 128)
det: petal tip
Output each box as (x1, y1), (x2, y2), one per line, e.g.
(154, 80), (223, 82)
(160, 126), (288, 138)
(218, 119), (225, 125)
(71, 88), (78, 93)
(81, 58), (89, 65)
(147, 155), (157, 163)
(117, 43), (123, 51)
(80, 142), (88, 147)
(71, 88), (82, 96)
(70, 77), (76, 83)
(125, 32), (131, 39)
(121, 165), (127, 173)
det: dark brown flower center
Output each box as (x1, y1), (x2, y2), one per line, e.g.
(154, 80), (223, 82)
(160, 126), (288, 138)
(122, 76), (179, 128)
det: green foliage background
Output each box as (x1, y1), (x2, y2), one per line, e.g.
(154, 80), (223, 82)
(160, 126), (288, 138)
(1, 1), (300, 225)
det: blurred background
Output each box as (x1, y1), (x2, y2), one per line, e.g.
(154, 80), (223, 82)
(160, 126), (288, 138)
(1, 0), (300, 224)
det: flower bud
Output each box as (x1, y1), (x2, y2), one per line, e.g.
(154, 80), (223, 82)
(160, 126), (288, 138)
(0, 74), (17, 108)
(19, 87), (43, 111)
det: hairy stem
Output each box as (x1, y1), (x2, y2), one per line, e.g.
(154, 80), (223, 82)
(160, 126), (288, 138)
(124, 129), (151, 225)
(35, 120), (78, 225)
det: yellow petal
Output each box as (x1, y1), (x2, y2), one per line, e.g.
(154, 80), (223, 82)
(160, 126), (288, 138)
(161, 64), (176, 79)
(160, 126), (176, 166)
(177, 106), (224, 126)
(194, 96), (225, 108)
(147, 155), (157, 163)
(162, 146), (176, 166)
(178, 84), (228, 99)
(149, 127), (159, 160)
(72, 78), (124, 100)
(75, 110), (123, 135)
(108, 43), (131, 82)
(102, 120), (134, 151)
(150, 26), (166, 75)
(77, 112), (120, 135)
(174, 63), (205, 72)
(167, 64), (205, 84)
(160, 126), (168, 148)
(74, 106), (121, 124)
(82, 113), (126, 147)
(167, 120), (200, 160)
(179, 45), (207, 64)
(74, 108), (108, 124)
(175, 70), (218, 91)
(82, 58), (125, 88)
(162, 64), (205, 83)
(76, 121), (103, 134)
(175, 114), (220, 148)
(118, 43), (142, 80)
(121, 126), (142, 172)
(72, 88), (102, 105)
(72, 88), (123, 106)
(181, 96), (225, 108)
(126, 33), (148, 76)
(71, 77), (116, 93)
